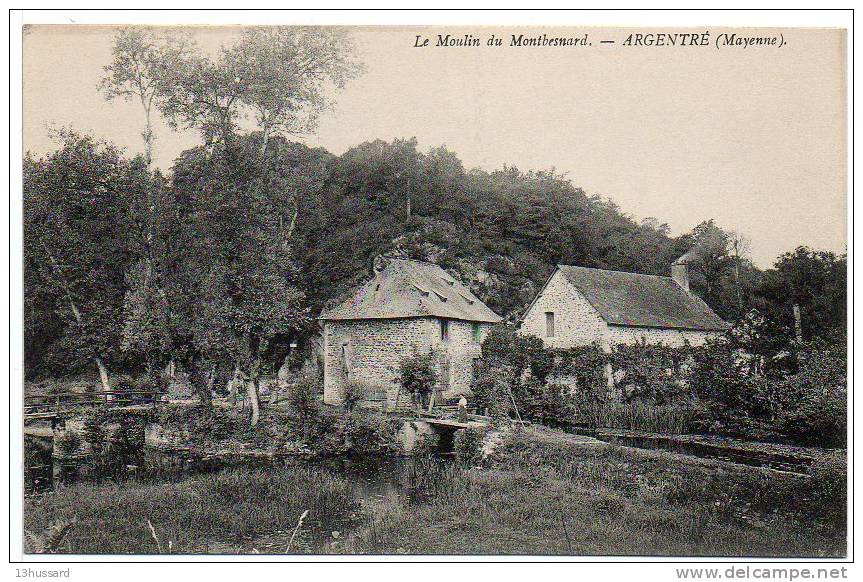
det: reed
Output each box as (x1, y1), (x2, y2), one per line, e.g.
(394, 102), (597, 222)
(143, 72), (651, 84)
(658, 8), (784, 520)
(577, 400), (706, 434)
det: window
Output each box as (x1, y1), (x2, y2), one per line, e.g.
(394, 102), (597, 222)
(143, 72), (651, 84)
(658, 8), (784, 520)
(472, 322), (482, 343)
(440, 319), (450, 341)
(545, 312), (555, 338)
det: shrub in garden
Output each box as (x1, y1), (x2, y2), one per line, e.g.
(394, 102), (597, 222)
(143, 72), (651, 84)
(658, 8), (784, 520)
(288, 366), (322, 436)
(453, 427), (486, 466)
(471, 361), (515, 420)
(611, 341), (695, 404)
(342, 380), (374, 412)
(691, 339), (757, 411)
(481, 325), (551, 382)
(395, 350), (437, 407)
(550, 345), (608, 396)
(54, 429), (83, 457)
(774, 337), (847, 447)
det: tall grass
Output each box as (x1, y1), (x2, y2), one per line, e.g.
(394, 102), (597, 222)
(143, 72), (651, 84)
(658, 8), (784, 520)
(24, 465), (358, 554)
(342, 431), (845, 557)
(576, 400), (707, 434)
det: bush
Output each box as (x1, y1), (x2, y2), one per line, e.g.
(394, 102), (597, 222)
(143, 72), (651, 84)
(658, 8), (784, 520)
(775, 338), (847, 447)
(474, 329), (604, 424)
(315, 410), (401, 457)
(342, 381), (369, 412)
(611, 342), (694, 404)
(54, 429), (83, 457)
(395, 350), (437, 407)
(481, 325), (551, 382)
(471, 362), (515, 420)
(804, 452), (847, 532)
(453, 427), (486, 466)
(288, 367), (321, 435)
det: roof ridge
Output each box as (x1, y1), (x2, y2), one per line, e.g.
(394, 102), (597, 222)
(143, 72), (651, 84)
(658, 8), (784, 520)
(390, 257), (444, 268)
(557, 264), (673, 281)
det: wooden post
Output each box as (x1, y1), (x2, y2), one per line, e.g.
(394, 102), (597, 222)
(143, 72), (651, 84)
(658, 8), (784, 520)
(793, 304), (803, 343)
(506, 384), (525, 429)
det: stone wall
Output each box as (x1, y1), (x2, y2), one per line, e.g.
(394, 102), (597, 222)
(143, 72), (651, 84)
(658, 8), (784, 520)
(604, 325), (717, 348)
(428, 318), (493, 400)
(323, 317), (494, 408)
(520, 270), (607, 348)
(520, 270), (720, 350)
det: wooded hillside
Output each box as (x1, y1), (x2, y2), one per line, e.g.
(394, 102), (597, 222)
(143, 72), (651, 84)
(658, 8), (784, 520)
(24, 132), (846, 382)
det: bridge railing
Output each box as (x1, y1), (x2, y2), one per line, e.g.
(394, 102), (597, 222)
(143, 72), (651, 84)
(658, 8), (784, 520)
(23, 389), (165, 419)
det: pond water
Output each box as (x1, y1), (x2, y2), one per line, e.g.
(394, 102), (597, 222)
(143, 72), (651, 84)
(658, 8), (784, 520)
(23, 434), (451, 552)
(557, 424), (812, 473)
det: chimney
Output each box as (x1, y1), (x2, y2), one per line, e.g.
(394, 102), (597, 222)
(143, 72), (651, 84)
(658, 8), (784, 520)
(671, 252), (692, 292)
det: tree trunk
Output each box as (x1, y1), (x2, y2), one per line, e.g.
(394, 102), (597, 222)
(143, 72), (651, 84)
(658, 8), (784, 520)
(405, 189), (411, 223)
(246, 378), (260, 427)
(96, 357), (112, 399)
(206, 364), (217, 397)
(227, 366), (240, 406)
(41, 241), (113, 397)
(164, 359), (176, 381)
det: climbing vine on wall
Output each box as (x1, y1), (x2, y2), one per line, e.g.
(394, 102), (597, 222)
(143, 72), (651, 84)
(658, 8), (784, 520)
(609, 341), (698, 404)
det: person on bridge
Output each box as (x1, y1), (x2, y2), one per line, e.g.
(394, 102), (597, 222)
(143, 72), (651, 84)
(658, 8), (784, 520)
(458, 394), (468, 423)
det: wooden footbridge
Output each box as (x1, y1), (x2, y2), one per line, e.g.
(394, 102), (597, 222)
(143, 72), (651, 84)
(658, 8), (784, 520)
(413, 405), (492, 430)
(24, 389), (165, 422)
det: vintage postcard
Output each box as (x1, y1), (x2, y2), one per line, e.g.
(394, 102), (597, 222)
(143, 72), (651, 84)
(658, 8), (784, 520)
(12, 10), (851, 568)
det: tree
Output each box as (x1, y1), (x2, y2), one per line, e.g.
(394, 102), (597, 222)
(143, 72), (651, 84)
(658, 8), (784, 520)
(685, 220), (734, 310)
(140, 27), (360, 419)
(754, 247), (846, 341)
(100, 27), (193, 167)
(24, 131), (141, 388)
(775, 335), (847, 447)
(102, 28), (196, 383)
(149, 26), (362, 159)
(729, 230), (753, 314)
(225, 27), (364, 156)
(170, 140), (311, 422)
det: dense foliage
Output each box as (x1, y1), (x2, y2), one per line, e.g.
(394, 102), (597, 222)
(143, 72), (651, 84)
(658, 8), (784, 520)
(472, 324), (846, 446)
(25, 130), (846, 386)
(23, 27), (845, 439)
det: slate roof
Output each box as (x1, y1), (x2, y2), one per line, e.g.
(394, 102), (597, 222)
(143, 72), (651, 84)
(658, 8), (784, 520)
(319, 259), (503, 323)
(553, 265), (729, 331)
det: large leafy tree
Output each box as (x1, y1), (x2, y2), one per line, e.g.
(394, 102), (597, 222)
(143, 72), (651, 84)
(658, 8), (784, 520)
(100, 27), (193, 166)
(23, 131), (143, 387)
(171, 139), (311, 423)
(102, 26), (361, 418)
(225, 27), (364, 155)
(755, 247), (847, 340)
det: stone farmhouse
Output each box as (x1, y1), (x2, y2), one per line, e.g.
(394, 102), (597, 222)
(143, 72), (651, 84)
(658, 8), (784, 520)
(520, 256), (728, 351)
(319, 258), (503, 409)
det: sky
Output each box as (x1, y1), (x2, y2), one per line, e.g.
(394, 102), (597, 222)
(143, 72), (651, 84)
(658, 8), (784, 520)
(22, 25), (847, 268)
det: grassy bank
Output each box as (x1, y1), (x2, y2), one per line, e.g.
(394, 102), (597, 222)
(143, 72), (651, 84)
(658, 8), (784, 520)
(24, 466), (359, 554)
(25, 422), (846, 556)
(339, 427), (846, 557)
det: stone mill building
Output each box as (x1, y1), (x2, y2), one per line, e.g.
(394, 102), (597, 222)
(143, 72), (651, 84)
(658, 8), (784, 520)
(520, 255), (728, 350)
(319, 258), (503, 408)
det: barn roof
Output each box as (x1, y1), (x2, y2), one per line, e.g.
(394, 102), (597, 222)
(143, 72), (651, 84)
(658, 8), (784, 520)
(319, 258), (503, 323)
(552, 265), (729, 331)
